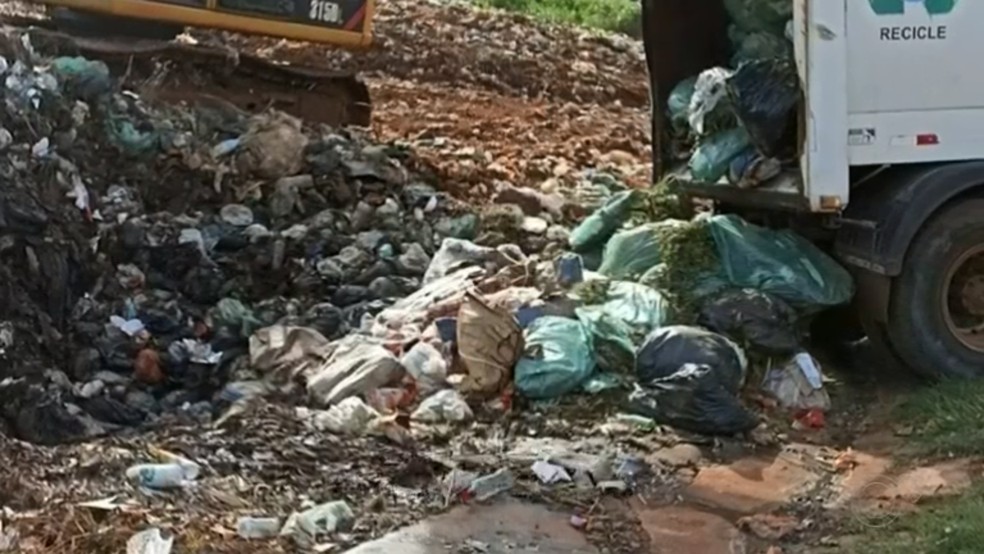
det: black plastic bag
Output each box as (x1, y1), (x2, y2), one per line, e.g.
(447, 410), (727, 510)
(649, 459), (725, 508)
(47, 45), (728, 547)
(635, 326), (746, 387)
(726, 59), (800, 159)
(698, 289), (801, 353)
(628, 363), (759, 435)
(630, 326), (756, 435)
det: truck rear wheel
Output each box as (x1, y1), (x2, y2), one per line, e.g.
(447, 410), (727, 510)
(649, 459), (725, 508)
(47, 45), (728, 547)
(888, 199), (984, 379)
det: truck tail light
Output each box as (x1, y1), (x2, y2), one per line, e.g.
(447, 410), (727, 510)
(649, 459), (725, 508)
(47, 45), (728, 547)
(917, 134), (939, 146)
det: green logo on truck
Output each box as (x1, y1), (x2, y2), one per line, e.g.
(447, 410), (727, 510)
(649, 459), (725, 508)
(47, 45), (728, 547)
(869, 0), (957, 16)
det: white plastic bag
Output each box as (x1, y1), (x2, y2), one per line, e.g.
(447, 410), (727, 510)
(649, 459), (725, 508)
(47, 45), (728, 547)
(762, 352), (830, 411)
(401, 341), (448, 395)
(411, 389), (474, 423)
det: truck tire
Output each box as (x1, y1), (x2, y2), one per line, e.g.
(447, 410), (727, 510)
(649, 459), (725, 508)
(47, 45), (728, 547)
(887, 199), (984, 379)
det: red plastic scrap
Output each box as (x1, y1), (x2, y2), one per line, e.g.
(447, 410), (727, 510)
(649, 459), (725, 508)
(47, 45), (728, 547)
(795, 408), (825, 429)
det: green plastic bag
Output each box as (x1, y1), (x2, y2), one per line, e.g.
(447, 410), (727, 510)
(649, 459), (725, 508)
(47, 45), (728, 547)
(576, 282), (669, 373)
(668, 76), (697, 132)
(731, 29), (793, 66)
(569, 190), (641, 254)
(723, 0), (792, 35)
(598, 223), (662, 280)
(707, 215), (855, 309)
(689, 128), (751, 183)
(515, 317), (595, 399)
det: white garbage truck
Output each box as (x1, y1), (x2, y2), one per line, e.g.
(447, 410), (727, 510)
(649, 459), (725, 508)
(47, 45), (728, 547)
(643, 0), (984, 378)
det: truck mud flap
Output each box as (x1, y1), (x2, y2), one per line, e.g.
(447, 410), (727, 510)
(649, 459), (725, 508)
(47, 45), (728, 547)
(0, 24), (371, 128)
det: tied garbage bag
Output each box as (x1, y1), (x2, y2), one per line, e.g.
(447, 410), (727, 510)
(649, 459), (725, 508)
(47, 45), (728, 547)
(628, 363), (760, 435)
(688, 67), (735, 136)
(576, 308), (635, 373)
(727, 59), (800, 159)
(689, 127), (752, 183)
(598, 223), (659, 279)
(707, 215), (855, 308)
(698, 289), (801, 353)
(723, 0), (792, 34)
(515, 316), (595, 399)
(576, 282), (669, 372)
(569, 190), (641, 254)
(635, 326), (748, 385)
(667, 76), (697, 133)
(598, 220), (694, 280)
(731, 28), (793, 66)
(631, 326), (756, 434)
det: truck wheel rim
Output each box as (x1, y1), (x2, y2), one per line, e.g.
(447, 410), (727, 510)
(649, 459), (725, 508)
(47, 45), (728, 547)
(943, 245), (984, 352)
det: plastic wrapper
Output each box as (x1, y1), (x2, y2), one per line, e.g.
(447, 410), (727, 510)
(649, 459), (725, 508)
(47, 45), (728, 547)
(707, 215), (855, 309)
(726, 59), (800, 159)
(689, 128), (752, 182)
(762, 352), (830, 411)
(514, 316), (595, 399)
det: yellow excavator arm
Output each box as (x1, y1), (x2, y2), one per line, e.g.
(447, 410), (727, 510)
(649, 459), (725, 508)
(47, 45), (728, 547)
(3, 0), (376, 127)
(30, 0), (374, 46)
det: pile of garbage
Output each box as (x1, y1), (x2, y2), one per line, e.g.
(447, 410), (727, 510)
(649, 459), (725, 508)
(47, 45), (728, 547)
(0, 28), (574, 446)
(669, 0), (799, 188)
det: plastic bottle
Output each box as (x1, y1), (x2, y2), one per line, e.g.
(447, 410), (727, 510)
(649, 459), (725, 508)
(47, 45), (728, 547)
(236, 517), (281, 539)
(125, 462), (198, 489)
(466, 468), (515, 501)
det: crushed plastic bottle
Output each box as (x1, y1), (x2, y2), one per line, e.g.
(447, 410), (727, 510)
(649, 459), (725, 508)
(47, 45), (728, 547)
(280, 500), (355, 546)
(125, 461), (199, 489)
(465, 468), (515, 501)
(236, 517), (281, 539)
